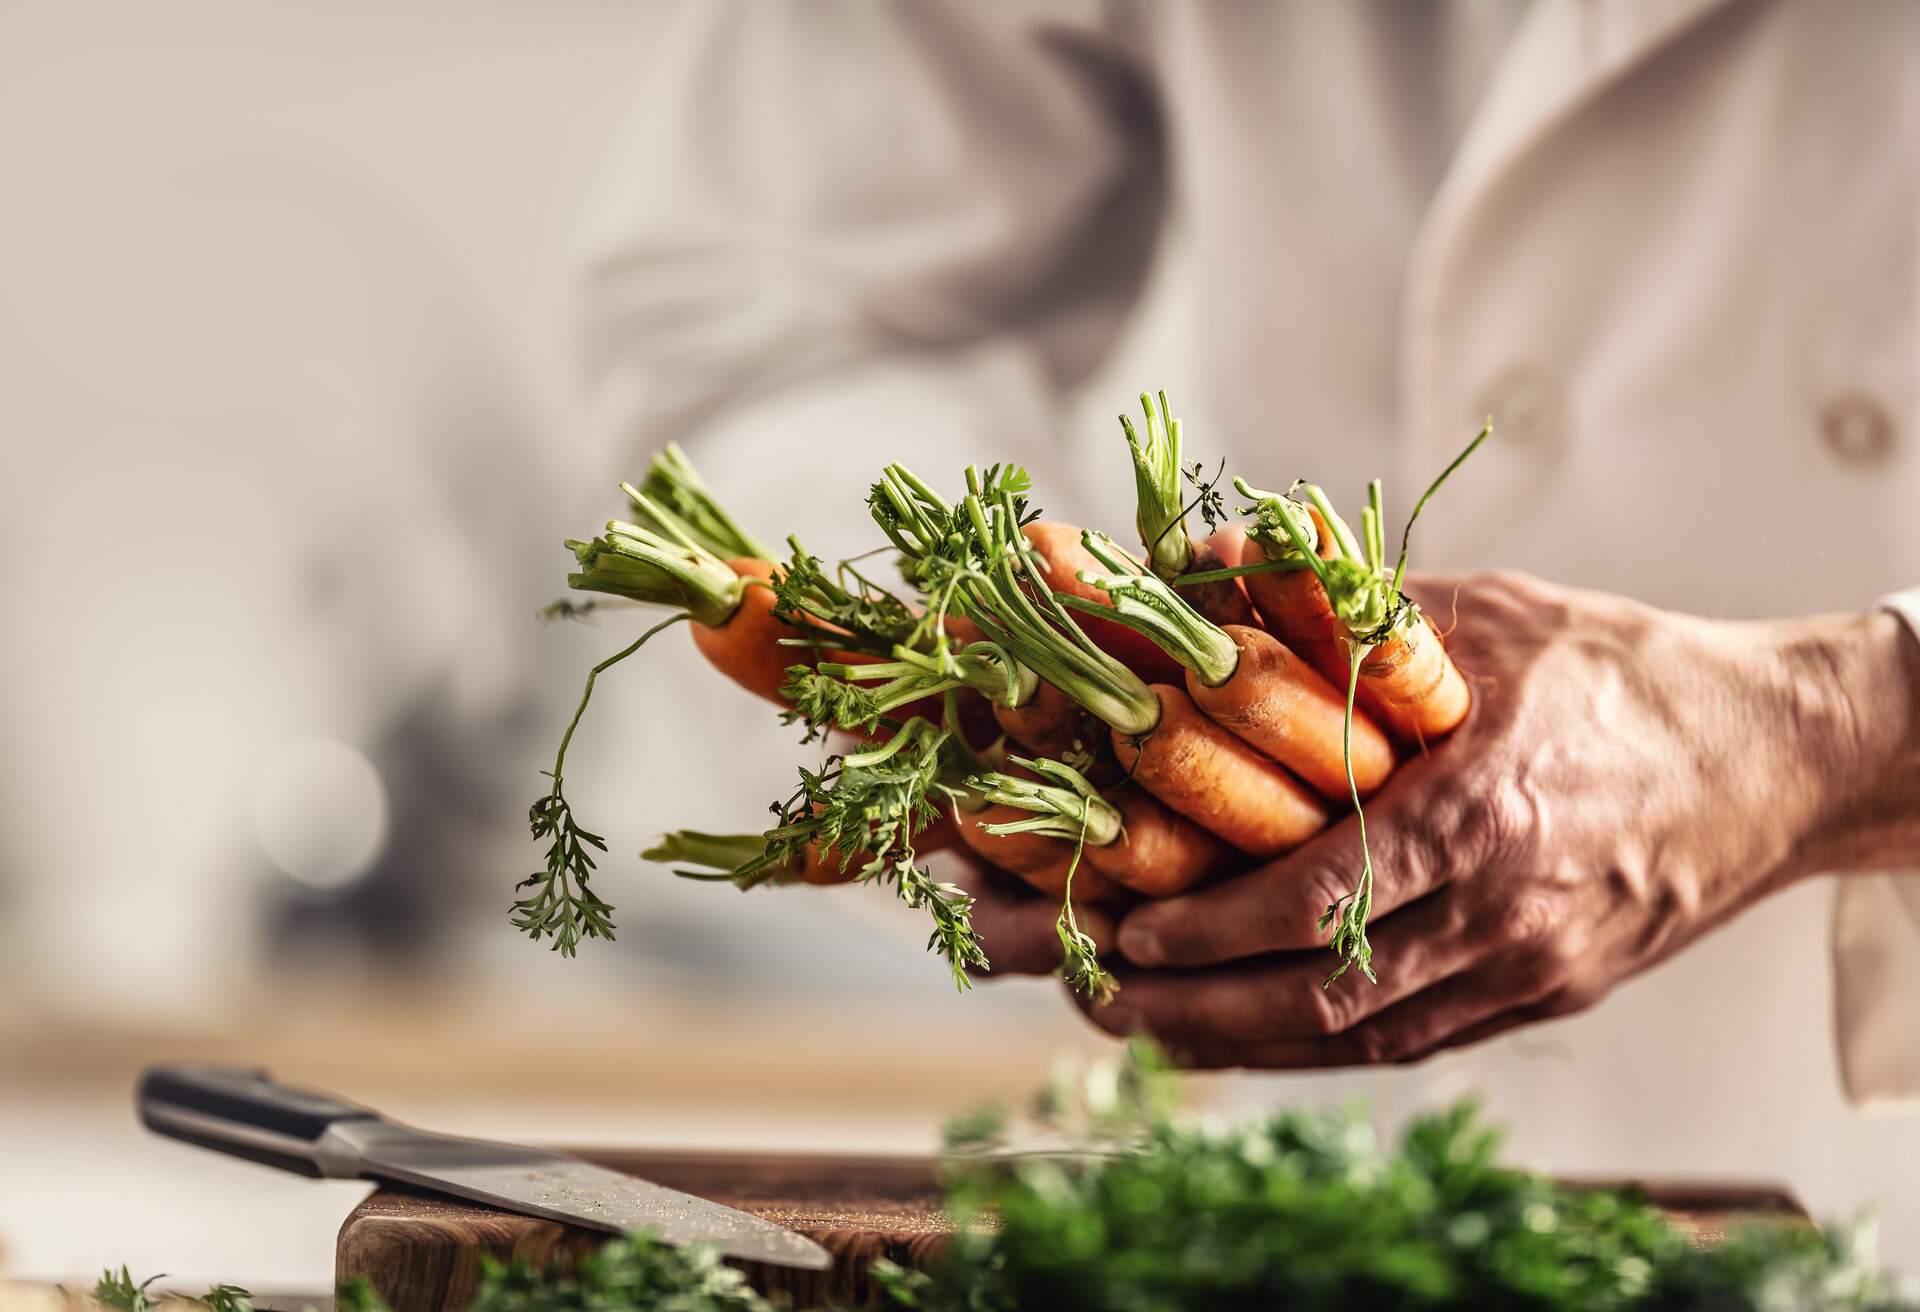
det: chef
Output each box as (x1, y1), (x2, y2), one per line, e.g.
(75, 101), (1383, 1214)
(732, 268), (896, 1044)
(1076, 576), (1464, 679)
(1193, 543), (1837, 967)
(575, 0), (1920, 1243)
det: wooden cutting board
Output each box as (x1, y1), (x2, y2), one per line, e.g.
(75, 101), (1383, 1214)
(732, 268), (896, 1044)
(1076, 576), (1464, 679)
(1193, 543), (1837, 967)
(336, 1149), (1808, 1311)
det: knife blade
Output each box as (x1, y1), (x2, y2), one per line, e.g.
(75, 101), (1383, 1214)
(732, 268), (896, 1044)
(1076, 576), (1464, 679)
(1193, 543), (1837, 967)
(136, 1063), (832, 1272)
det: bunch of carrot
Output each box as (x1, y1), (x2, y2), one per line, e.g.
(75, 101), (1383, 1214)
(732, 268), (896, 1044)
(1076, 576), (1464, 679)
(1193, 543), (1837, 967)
(519, 395), (1484, 992)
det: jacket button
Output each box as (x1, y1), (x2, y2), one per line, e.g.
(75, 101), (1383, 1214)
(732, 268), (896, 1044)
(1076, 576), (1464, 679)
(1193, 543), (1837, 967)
(1474, 362), (1565, 450)
(1821, 394), (1896, 468)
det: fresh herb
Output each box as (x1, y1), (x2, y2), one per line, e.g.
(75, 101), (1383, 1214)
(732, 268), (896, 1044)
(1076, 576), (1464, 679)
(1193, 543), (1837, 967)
(99, 1048), (1917, 1312)
(900, 1044), (1915, 1312)
(332, 1235), (772, 1312)
(90, 1270), (251, 1312)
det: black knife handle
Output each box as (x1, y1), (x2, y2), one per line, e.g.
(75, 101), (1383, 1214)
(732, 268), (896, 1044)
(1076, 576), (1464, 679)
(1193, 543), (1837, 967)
(137, 1064), (378, 1179)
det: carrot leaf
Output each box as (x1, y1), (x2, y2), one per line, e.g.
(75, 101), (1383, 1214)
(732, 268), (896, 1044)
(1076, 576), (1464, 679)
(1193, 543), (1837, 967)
(748, 721), (986, 989)
(516, 612), (690, 956)
(1055, 798), (1119, 1004)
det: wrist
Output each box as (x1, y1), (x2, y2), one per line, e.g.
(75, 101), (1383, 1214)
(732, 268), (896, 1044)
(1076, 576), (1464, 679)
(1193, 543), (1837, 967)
(1769, 608), (1920, 878)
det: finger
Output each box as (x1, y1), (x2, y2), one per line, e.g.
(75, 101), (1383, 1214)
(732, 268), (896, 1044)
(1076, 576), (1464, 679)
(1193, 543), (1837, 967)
(956, 804), (1126, 903)
(942, 850), (1116, 978)
(1115, 745), (1471, 967)
(1077, 888), (1479, 1046)
(1166, 959), (1563, 1071)
(1396, 982), (1601, 1063)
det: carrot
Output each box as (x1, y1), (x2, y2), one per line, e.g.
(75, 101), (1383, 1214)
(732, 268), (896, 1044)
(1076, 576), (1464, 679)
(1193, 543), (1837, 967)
(1238, 443), (1484, 747)
(1120, 390), (1255, 628)
(873, 467), (1327, 862)
(1022, 521), (1184, 683)
(1358, 609), (1472, 740)
(992, 677), (1099, 759)
(537, 472), (991, 978)
(1182, 534), (1257, 627)
(688, 557), (811, 703)
(1111, 685), (1328, 856)
(1070, 530), (1394, 803)
(957, 803), (1125, 904)
(1227, 422), (1492, 983)
(646, 831), (853, 885)
(1186, 624), (1395, 799)
(651, 812), (961, 888)
(1084, 788), (1230, 896)
(968, 757), (1229, 896)
(1242, 551), (1352, 693)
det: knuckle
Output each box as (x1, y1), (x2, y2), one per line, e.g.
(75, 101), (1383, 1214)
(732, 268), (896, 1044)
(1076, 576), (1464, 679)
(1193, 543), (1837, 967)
(1488, 890), (1564, 950)
(1535, 980), (1604, 1019)
(1303, 981), (1357, 1036)
(1513, 938), (1583, 995)
(1447, 779), (1540, 866)
(1349, 1022), (1404, 1066)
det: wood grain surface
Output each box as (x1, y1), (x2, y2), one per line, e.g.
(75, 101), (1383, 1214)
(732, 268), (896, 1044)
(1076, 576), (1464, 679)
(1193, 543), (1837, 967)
(336, 1150), (1809, 1311)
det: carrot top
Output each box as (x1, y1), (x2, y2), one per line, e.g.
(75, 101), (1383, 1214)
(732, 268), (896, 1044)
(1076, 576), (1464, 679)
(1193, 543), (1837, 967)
(1235, 420), (1493, 984)
(626, 442), (777, 562)
(1066, 530), (1241, 688)
(969, 755), (1123, 847)
(566, 500), (748, 630)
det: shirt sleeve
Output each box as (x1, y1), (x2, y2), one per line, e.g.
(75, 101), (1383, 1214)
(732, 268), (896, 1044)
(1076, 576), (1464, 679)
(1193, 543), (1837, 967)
(1832, 586), (1920, 1108)
(571, 0), (1164, 536)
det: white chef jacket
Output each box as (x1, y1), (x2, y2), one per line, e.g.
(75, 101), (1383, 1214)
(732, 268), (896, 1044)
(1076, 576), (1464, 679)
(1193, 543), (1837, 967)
(574, 0), (1920, 1115)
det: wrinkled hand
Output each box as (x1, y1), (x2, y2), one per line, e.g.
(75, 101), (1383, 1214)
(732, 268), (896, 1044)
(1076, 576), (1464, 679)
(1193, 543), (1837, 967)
(1005, 571), (1916, 1067)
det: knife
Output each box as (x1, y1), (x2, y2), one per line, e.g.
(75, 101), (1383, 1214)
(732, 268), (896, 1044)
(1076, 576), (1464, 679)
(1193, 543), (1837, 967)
(136, 1063), (832, 1272)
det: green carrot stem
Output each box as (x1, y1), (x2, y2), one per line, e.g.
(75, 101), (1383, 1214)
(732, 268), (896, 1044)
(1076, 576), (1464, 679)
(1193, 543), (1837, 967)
(566, 520), (745, 629)
(1123, 390), (1192, 580)
(1322, 641), (1378, 987)
(1170, 558), (1316, 586)
(1066, 531), (1239, 686)
(1392, 418), (1493, 595)
(1302, 485), (1364, 562)
(630, 444), (777, 562)
(1366, 480), (1386, 574)
(970, 757), (1123, 846)
(551, 613), (690, 785)
(1055, 799), (1119, 1004)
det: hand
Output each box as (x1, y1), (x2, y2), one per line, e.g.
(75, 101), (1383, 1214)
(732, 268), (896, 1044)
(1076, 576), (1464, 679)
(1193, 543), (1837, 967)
(1077, 571), (1920, 1068)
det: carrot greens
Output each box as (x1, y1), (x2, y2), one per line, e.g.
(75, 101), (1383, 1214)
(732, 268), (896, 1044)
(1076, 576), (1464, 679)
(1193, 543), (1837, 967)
(1241, 419), (1494, 984)
(1066, 530), (1240, 688)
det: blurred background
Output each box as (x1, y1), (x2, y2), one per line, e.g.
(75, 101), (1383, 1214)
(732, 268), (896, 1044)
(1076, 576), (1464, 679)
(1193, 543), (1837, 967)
(2, 0), (1915, 1290)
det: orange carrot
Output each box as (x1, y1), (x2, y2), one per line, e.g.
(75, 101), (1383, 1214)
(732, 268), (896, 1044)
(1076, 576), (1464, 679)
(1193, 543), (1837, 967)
(957, 803), (1126, 904)
(967, 758), (1227, 897)
(1022, 521), (1185, 683)
(1072, 531), (1394, 804)
(1111, 685), (1328, 857)
(1181, 535), (1257, 628)
(1082, 787), (1233, 896)
(1185, 624), (1396, 799)
(992, 677), (1099, 759)
(685, 558), (812, 704)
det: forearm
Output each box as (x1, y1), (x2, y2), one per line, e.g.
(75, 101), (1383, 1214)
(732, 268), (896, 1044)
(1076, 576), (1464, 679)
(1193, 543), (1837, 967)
(1775, 608), (1920, 878)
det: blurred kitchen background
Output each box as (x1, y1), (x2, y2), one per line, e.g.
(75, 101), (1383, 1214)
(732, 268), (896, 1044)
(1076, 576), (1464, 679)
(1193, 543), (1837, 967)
(2, 0), (1914, 1291)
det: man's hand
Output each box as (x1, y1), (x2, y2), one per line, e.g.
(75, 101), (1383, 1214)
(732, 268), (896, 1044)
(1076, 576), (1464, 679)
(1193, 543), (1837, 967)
(1067, 571), (1920, 1068)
